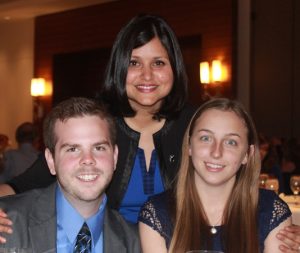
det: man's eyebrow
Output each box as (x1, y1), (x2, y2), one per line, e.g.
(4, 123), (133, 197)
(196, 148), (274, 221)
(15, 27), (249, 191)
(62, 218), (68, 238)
(93, 140), (111, 146)
(59, 143), (79, 149)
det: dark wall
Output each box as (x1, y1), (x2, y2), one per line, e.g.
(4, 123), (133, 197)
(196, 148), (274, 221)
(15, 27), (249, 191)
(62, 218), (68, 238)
(252, 0), (300, 139)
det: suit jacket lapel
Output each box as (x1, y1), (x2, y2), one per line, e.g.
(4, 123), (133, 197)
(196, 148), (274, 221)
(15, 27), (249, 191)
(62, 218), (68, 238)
(28, 183), (57, 253)
(103, 208), (127, 253)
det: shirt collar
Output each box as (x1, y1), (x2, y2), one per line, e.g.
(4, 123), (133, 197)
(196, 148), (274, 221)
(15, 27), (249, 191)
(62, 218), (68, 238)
(56, 184), (107, 246)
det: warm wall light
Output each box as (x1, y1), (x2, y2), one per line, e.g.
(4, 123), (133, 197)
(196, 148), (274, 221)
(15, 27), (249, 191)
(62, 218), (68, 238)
(200, 62), (210, 84)
(212, 60), (222, 82)
(200, 60), (224, 84)
(31, 78), (46, 97)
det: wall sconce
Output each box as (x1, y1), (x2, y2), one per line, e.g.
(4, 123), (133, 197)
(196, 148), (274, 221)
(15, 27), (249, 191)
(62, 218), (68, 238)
(31, 78), (46, 124)
(200, 62), (210, 84)
(199, 60), (223, 84)
(31, 78), (46, 97)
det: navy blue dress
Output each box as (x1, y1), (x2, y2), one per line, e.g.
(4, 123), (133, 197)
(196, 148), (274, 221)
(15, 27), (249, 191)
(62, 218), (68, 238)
(138, 189), (291, 252)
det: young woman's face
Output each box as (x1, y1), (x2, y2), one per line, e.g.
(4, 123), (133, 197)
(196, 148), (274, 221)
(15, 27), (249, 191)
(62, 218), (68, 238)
(189, 109), (251, 189)
(126, 37), (174, 112)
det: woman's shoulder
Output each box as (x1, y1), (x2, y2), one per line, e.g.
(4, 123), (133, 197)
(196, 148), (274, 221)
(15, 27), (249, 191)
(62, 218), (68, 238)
(141, 190), (173, 215)
(258, 189), (291, 232)
(138, 190), (174, 245)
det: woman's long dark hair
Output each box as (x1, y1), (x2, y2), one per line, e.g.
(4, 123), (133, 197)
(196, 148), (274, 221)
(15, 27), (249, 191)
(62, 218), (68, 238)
(100, 14), (188, 120)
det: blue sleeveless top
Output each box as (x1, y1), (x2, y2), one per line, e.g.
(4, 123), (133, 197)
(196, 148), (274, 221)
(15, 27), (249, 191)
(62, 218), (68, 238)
(119, 148), (164, 223)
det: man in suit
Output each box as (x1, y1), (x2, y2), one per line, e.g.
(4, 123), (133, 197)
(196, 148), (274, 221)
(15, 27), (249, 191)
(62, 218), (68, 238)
(0, 97), (140, 252)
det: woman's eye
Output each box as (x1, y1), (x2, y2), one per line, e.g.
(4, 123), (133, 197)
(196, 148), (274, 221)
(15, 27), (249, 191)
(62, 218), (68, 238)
(129, 60), (139, 66)
(200, 136), (210, 142)
(153, 60), (165, 66)
(225, 139), (237, 146)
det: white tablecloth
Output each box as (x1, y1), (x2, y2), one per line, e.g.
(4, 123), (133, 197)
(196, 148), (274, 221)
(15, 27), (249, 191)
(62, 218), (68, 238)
(279, 194), (300, 225)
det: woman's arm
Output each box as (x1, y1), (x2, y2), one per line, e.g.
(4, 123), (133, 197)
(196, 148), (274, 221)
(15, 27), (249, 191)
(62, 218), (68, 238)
(264, 217), (292, 253)
(139, 222), (168, 253)
(277, 225), (300, 252)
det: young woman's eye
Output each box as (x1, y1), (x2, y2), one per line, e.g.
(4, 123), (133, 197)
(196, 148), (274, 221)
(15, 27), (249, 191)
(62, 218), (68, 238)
(200, 136), (211, 142)
(225, 139), (237, 146)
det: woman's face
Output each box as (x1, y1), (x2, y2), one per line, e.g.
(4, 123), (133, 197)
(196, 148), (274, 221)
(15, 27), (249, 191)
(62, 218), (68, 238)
(189, 109), (251, 189)
(126, 37), (174, 112)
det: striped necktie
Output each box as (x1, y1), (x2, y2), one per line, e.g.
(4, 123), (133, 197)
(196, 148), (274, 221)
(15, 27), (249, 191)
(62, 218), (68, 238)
(74, 222), (92, 253)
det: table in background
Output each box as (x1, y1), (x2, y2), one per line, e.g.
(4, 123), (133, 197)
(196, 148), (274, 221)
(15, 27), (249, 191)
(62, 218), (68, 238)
(279, 194), (300, 225)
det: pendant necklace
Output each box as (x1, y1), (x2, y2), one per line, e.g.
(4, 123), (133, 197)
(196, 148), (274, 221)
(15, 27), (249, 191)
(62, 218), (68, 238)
(210, 216), (222, 235)
(210, 226), (218, 234)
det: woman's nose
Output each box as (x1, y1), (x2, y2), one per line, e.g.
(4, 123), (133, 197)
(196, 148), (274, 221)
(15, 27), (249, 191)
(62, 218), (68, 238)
(141, 65), (152, 80)
(211, 142), (222, 158)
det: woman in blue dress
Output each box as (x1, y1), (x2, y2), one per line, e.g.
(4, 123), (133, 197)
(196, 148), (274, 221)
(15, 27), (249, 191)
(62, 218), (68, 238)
(139, 98), (292, 253)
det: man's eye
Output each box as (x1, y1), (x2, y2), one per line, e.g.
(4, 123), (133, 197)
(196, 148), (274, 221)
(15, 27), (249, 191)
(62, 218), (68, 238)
(67, 147), (77, 152)
(95, 146), (106, 151)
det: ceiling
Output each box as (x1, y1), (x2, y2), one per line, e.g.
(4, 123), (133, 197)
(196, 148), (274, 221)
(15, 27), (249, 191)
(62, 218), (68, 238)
(0, 0), (115, 22)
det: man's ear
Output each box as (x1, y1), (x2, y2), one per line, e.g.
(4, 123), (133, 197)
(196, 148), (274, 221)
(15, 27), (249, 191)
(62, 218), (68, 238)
(45, 148), (56, 175)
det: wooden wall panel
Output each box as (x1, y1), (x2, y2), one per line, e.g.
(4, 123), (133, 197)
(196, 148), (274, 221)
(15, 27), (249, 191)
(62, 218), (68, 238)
(252, 0), (300, 139)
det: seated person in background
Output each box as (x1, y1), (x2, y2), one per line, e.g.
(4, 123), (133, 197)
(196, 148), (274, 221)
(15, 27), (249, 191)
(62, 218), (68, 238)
(281, 137), (300, 195)
(0, 122), (39, 183)
(259, 133), (285, 193)
(0, 97), (140, 252)
(138, 98), (292, 253)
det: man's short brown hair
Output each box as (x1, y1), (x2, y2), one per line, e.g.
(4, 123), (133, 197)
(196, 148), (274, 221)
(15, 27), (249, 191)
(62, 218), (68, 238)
(43, 97), (116, 154)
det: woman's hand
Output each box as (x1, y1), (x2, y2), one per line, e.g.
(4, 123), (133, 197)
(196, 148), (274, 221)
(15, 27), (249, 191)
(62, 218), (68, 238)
(0, 208), (13, 243)
(277, 225), (300, 252)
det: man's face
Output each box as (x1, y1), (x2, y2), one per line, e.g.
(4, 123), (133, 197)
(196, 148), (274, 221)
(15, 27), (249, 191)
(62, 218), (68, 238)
(45, 115), (118, 209)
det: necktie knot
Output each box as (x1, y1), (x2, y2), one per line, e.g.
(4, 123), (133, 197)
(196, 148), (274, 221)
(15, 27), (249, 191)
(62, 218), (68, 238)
(74, 222), (92, 253)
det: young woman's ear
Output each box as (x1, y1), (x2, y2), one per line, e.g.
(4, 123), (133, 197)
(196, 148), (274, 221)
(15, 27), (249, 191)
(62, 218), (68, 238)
(242, 145), (254, 165)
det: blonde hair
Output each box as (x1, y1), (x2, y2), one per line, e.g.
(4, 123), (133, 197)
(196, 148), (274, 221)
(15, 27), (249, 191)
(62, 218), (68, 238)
(169, 98), (261, 253)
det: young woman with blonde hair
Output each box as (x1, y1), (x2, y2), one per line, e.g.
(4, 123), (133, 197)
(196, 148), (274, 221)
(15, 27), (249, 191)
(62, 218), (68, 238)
(139, 98), (292, 253)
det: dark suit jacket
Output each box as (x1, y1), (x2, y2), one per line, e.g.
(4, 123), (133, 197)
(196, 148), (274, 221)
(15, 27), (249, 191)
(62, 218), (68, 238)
(0, 183), (141, 253)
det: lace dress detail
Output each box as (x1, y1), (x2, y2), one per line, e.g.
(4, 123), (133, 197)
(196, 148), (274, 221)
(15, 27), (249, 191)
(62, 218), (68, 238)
(270, 199), (291, 230)
(138, 191), (173, 247)
(139, 189), (292, 251)
(139, 201), (163, 233)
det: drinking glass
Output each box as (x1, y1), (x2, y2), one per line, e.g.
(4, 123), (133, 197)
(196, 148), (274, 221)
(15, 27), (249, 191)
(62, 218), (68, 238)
(290, 175), (300, 203)
(265, 178), (279, 194)
(259, 173), (269, 188)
